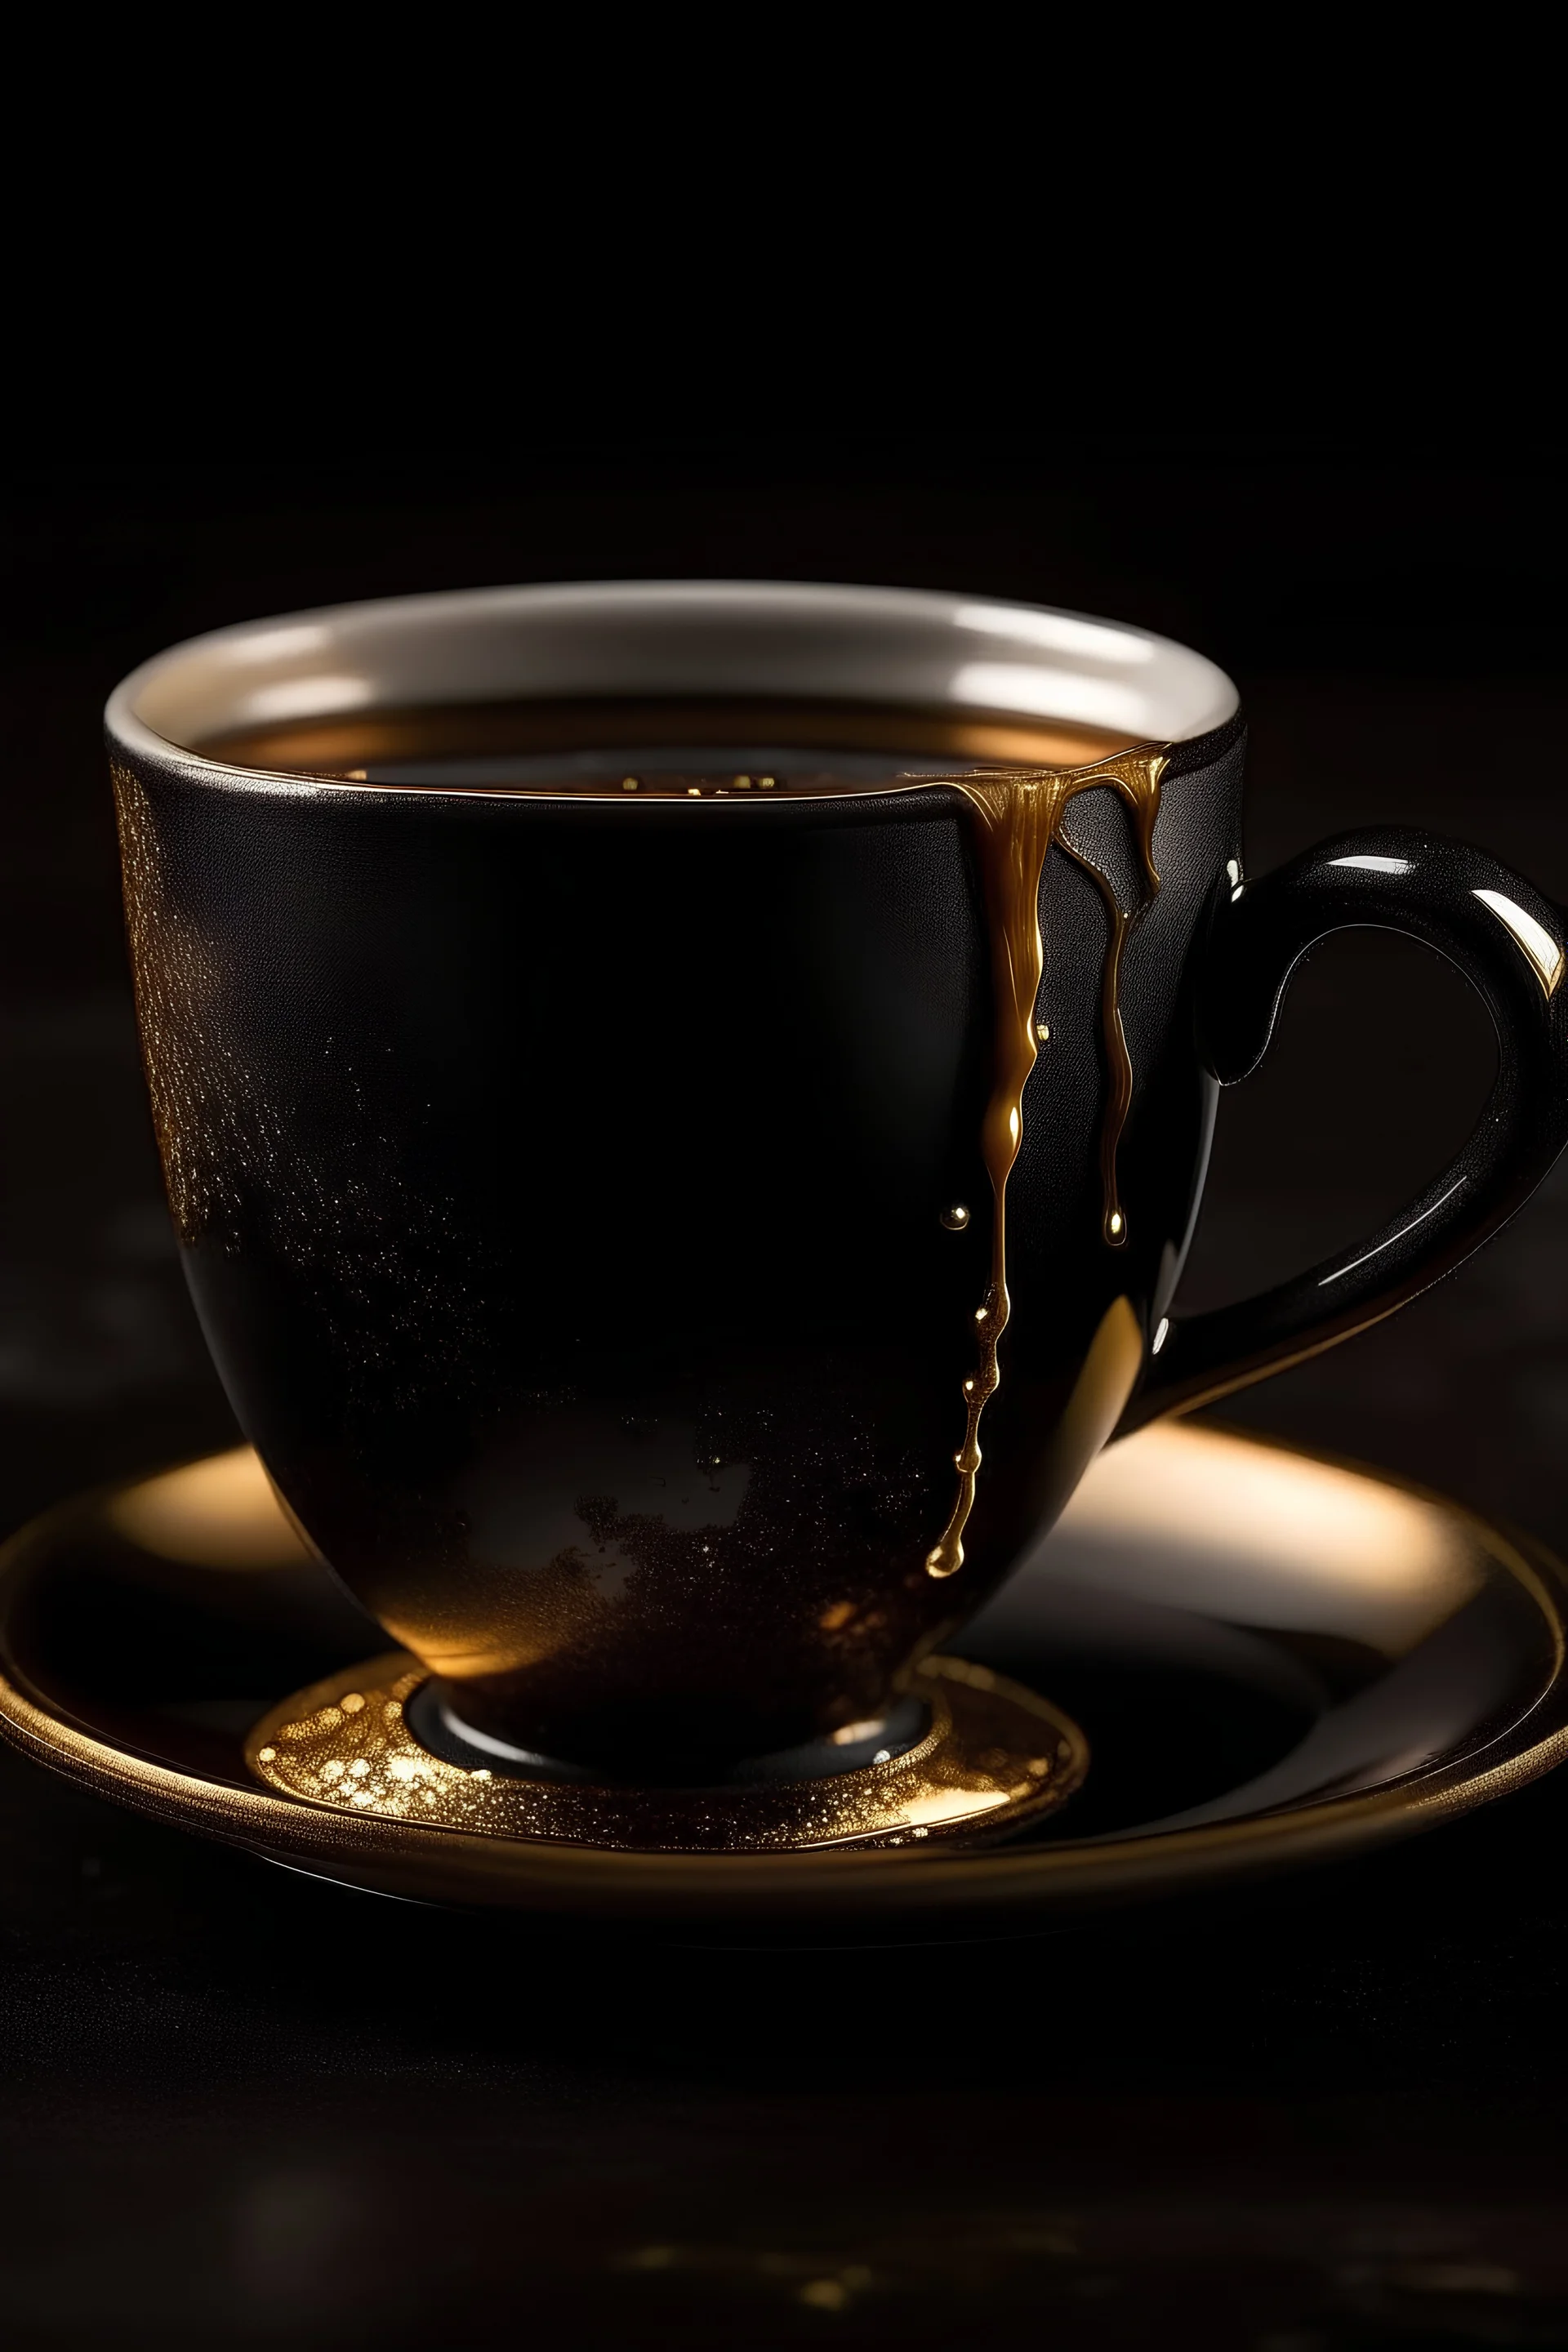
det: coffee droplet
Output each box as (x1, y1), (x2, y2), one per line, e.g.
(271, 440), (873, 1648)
(940, 1203), (970, 1231)
(621, 777), (639, 791)
(733, 774), (751, 789)
(1036, 1021), (1050, 1041)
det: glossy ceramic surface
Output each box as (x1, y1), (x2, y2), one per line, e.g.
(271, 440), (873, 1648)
(102, 583), (1568, 1776)
(2, 1423), (1563, 1936)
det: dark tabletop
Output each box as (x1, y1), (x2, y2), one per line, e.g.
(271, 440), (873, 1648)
(3, 446), (1566, 2350)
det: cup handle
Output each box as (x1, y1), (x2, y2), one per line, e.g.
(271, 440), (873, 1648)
(1121, 826), (1568, 1431)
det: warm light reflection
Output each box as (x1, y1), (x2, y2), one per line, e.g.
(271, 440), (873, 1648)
(952, 604), (1157, 665)
(947, 662), (1150, 733)
(892, 1787), (1012, 1827)
(239, 675), (376, 725)
(225, 622), (333, 667)
(1053, 1422), (1481, 1649)
(1473, 888), (1565, 997)
(109, 1447), (314, 1571)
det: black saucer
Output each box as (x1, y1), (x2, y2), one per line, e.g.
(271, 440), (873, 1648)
(1, 1422), (1564, 1935)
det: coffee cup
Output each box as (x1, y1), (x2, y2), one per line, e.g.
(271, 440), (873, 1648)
(105, 582), (1568, 1781)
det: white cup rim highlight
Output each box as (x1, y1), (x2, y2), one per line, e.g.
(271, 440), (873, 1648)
(105, 578), (1241, 785)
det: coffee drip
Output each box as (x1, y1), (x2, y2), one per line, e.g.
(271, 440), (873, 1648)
(924, 751), (1168, 1579)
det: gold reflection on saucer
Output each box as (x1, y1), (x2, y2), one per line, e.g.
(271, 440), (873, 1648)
(109, 1447), (316, 1572)
(245, 1654), (1087, 1854)
(1058, 1421), (1481, 1651)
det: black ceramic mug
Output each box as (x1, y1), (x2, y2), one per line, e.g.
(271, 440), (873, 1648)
(105, 583), (1568, 1779)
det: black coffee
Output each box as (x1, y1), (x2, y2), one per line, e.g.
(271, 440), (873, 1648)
(197, 694), (1134, 797)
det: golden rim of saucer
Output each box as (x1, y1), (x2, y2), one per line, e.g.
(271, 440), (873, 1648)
(244, 1653), (1089, 1854)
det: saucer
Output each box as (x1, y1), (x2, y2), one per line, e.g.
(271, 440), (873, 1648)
(2, 1423), (1566, 1933)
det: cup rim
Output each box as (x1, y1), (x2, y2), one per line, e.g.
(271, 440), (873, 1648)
(105, 577), (1241, 785)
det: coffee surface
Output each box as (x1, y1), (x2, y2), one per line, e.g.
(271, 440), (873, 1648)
(194, 696), (1136, 795)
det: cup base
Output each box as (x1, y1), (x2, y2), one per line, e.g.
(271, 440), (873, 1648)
(406, 1681), (936, 1788)
(243, 1653), (1087, 1854)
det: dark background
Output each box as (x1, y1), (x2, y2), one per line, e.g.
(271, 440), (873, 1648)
(3, 441), (1567, 2348)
